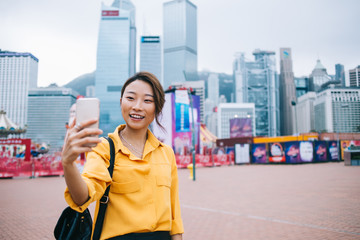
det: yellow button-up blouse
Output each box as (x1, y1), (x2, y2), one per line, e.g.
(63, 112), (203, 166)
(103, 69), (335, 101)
(65, 125), (184, 239)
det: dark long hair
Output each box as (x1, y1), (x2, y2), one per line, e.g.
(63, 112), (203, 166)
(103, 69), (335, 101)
(121, 72), (165, 130)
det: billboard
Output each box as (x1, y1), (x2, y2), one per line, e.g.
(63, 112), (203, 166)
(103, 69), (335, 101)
(268, 142), (285, 163)
(299, 141), (314, 162)
(285, 141), (301, 163)
(175, 90), (190, 133)
(314, 141), (328, 162)
(235, 144), (250, 164)
(252, 143), (267, 163)
(328, 141), (339, 161)
(229, 118), (252, 138)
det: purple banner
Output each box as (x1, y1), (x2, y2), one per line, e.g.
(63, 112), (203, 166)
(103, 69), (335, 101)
(314, 141), (328, 162)
(252, 144), (267, 163)
(285, 141), (301, 163)
(230, 118), (252, 138)
(328, 141), (339, 161)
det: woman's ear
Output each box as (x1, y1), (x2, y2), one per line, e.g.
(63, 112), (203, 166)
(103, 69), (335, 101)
(120, 98), (122, 106)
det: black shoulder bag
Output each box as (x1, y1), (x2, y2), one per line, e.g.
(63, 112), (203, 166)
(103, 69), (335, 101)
(54, 136), (115, 240)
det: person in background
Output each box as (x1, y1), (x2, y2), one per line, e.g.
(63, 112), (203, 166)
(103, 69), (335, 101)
(61, 72), (184, 240)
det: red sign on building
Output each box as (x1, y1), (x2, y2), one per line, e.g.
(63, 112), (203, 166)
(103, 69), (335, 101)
(102, 10), (119, 16)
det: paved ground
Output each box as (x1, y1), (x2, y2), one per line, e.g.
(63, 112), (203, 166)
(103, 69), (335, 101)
(1, 162), (360, 240)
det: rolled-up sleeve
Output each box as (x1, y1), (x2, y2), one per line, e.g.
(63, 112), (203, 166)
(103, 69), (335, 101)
(64, 138), (112, 213)
(169, 150), (184, 235)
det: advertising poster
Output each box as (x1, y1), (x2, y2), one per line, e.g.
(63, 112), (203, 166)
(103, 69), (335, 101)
(328, 141), (339, 161)
(235, 144), (250, 164)
(314, 141), (328, 162)
(226, 147), (235, 164)
(191, 95), (201, 153)
(299, 141), (314, 162)
(285, 141), (301, 163)
(341, 140), (360, 160)
(175, 90), (190, 133)
(268, 142), (285, 163)
(251, 143), (267, 163)
(229, 118), (252, 138)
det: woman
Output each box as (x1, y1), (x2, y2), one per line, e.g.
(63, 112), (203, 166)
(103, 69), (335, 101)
(61, 72), (184, 240)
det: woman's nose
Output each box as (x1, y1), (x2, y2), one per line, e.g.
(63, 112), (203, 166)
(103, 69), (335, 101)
(132, 100), (143, 110)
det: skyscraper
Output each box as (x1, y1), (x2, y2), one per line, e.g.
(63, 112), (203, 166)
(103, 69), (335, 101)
(233, 50), (279, 136)
(0, 50), (38, 131)
(140, 36), (162, 85)
(335, 64), (345, 87)
(309, 59), (331, 92)
(27, 87), (78, 152)
(279, 48), (296, 135)
(95, 0), (136, 134)
(163, 0), (197, 89)
(349, 65), (360, 87)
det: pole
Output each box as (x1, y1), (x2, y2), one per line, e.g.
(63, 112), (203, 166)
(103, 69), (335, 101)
(188, 89), (196, 181)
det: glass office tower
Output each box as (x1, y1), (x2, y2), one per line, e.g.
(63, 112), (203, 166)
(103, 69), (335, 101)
(163, 0), (197, 89)
(233, 50), (279, 137)
(95, 0), (136, 134)
(140, 36), (162, 85)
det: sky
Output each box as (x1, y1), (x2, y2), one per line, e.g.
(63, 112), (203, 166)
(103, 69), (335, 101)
(1, 0), (359, 87)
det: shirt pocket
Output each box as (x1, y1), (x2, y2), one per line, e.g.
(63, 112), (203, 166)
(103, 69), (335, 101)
(156, 176), (171, 188)
(110, 180), (141, 194)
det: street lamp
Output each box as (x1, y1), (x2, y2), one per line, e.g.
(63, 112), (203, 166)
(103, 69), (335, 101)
(291, 100), (298, 136)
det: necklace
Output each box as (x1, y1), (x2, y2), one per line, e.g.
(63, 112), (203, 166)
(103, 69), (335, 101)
(119, 131), (144, 156)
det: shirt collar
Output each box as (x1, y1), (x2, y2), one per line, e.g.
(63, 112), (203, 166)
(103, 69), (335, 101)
(108, 124), (163, 160)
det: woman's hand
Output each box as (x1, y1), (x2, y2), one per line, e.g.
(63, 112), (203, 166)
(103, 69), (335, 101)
(61, 118), (103, 206)
(61, 119), (103, 167)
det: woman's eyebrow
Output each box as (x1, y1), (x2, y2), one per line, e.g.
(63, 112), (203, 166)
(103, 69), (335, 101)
(125, 90), (154, 98)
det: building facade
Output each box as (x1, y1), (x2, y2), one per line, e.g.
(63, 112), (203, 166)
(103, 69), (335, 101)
(295, 92), (316, 133)
(140, 36), (162, 85)
(163, 0), (197, 89)
(314, 88), (360, 133)
(349, 65), (360, 87)
(279, 48), (296, 135)
(217, 103), (255, 139)
(233, 50), (279, 136)
(335, 64), (346, 87)
(95, 0), (136, 135)
(309, 59), (331, 92)
(0, 50), (38, 131)
(294, 76), (309, 98)
(27, 87), (78, 152)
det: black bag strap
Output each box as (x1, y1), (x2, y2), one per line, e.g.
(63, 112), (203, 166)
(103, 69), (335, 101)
(92, 136), (115, 240)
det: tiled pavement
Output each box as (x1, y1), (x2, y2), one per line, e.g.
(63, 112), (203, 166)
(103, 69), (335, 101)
(1, 162), (359, 239)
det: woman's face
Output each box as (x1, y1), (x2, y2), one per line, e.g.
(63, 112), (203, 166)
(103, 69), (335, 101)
(120, 80), (156, 131)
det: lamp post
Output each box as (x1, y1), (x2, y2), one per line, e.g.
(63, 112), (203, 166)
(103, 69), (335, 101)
(291, 100), (298, 136)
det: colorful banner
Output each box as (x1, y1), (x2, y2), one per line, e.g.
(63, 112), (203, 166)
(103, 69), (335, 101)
(340, 140), (360, 160)
(252, 143), (267, 163)
(285, 142), (300, 163)
(268, 142), (285, 163)
(314, 141), (328, 162)
(328, 141), (339, 161)
(299, 141), (314, 162)
(175, 90), (190, 133)
(229, 118), (252, 138)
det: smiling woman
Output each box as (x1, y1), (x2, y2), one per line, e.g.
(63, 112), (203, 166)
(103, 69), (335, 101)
(61, 72), (184, 240)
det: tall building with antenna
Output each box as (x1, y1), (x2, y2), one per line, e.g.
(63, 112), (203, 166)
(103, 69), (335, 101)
(95, 0), (136, 134)
(163, 0), (197, 89)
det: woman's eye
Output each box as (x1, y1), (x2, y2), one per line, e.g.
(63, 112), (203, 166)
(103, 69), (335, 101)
(126, 96), (134, 100)
(145, 99), (153, 103)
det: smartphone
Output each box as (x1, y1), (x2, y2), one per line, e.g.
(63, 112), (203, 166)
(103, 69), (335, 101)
(76, 98), (100, 147)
